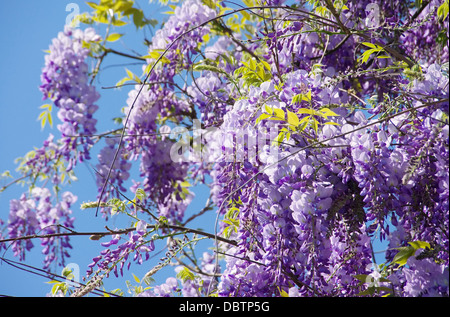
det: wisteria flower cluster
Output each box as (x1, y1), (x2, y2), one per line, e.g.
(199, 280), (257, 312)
(40, 26), (101, 164)
(6, 187), (76, 270)
(0, 0), (448, 297)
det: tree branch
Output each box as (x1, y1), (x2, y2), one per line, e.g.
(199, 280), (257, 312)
(0, 223), (238, 246)
(104, 48), (147, 61)
(323, 0), (350, 34)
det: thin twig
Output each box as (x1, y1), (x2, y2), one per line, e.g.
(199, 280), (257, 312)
(104, 48), (147, 61)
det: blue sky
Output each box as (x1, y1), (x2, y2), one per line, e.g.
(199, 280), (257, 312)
(0, 0), (218, 297)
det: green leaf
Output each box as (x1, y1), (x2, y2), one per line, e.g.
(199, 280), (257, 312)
(261, 60), (271, 71)
(106, 33), (124, 42)
(193, 64), (225, 73)
(298, 116), (311, 131)
(178, 180), (191, 188)
(37, 111), (47, 120)
(390, 240), (431, 267)
(272, 131), (286, 146)
(222, 226), (232, 238)
(233, 66), (245, 77)
(391, 246), (416, 266)
(357, 288), (375, 296)
(85, 1), (99, 10)
(285, 131), (291, 141)
(305, 90), (312, 101)
(92, 14), (110, 24)
(114, 0), (134, 13)
(121, 68), (142, 84)
(51, 282), (67, 296)
(297, 108), (315, 115)
(255, 113), (272, 125)
(256, 64), (264, 80)
(264, 104), (273, 115)
(408, 240), (431, 250)
(0, 170), (12, 179)
(377, 286), (395, 293)
(46, 280), (60, 285)
(359, 42), (387, 64)
(279, 288), (289, 297)
(248, 58), (256, 71)
(39, 103), (51, 110)
(125, 68), (134, 79)
(132, 9), (145, 28)
(132, 273), (141, 284)
(437, 0), (449, 21)
(293, 91), (312, 104)
(142, 50), (170, 64)
(111, 19), (127, 26)
(62, 267), (74, 279)
(116, 76), (131, 87)
(353, 274), (369, 283)
(40, 113), (47, 129)
(51, 283), (61, 295)
(176, 267), (195, 283)
(357, 285), (392, 296)
(360, 48), (378, 64)
(292, 94), (303, 104)
(361, 42), (378, 49)
(379, 277), (392, 283)
(310, 117), (319, 134)
(354, 274), (391, 284)
(47, 112), (53, 128)
(273, 108), (285, 119)
(319, 108), (339, 118)
(287, 110), (300, 127)
(38, 104), (53, 129)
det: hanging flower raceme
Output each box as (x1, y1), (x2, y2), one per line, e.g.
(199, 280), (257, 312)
(94, 138), (132, 217)
(40, 26), (101, 165)
(119, 0), (217, 223)
(86, 222), (155, 279)
(5, 187), (76, 270)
